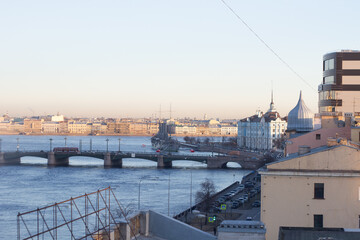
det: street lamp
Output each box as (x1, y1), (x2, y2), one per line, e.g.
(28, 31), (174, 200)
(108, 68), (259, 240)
(0, 138), (2, 152)
(90, 139), (92, 152)
(168, 173), (171, 216)
(79, 139), (82, 152)
(16, 138), (19, 152)
(138, 177), (159, 210)
(118, 138), (121, 152)
(49, 138), (53, 152)
(64, 137), (67, 147)
(190, 170), (193, 210)
(106, 139), (109, 153)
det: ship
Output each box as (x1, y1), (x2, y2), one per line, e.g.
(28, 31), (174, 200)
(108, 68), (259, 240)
(151, 122), (180, 152)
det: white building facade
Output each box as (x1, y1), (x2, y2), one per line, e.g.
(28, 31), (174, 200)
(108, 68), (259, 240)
(238, 99), (287, 150)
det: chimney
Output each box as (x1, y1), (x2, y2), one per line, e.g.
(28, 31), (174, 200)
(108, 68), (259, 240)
(298, 145), (311, 155)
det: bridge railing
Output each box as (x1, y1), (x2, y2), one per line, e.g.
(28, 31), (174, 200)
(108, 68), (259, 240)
(1, 150), (213, 157)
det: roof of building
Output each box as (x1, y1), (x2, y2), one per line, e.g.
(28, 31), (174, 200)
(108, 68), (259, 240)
(218, 220), (266, 234)
(262, 144), (360, 173)
(287, 91), (314, 132)
(279, 226), (360, 240)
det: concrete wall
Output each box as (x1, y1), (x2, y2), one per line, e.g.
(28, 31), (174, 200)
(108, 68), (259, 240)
(149, 210), (216, 240)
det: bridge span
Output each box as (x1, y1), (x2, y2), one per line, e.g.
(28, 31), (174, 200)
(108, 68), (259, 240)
(0, 151), (265, 169)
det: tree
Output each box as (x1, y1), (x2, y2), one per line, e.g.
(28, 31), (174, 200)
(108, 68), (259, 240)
(195, 178), (216, 212)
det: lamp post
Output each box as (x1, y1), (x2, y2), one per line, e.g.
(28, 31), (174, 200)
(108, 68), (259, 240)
(79, 139), (82, 152)
(118, 138), (121, 152)
(16, 138), (19, 152)
(190, 170), (193, 210)
(0, 138), (2, 152)
(138, 177), (159, 210)
(168, 173), (171, 216)
(49, 138), (53, 152)
(106, 139), (109, 153)
(64, 137), (67, 147)
(90, 139), (92, 152)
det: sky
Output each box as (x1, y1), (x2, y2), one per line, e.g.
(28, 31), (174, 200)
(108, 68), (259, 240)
(1, 0), (360, 119)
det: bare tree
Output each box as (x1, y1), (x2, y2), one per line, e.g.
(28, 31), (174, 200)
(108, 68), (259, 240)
(115, 203), (136, 220)
(195, 178), (216, 212)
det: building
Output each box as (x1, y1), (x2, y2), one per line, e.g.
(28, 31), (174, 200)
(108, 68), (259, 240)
(220, 125), (238, 136)
(24, 118), (43, 134)
(217, 220), (266, 240)
(42, 121), (60, 134)
(51, 114), (64, 122)
(175, 125), (197, 135)
(285, 114), (351, 155)
(318, 50), (360, 115)
(278, 226), (360, 240)
(287, 91), (314, 133)
(68, 121), (91, 134)
(94, 210), (216, 240)
(238, 95), (287, 150)
(259, 143), (360, 240)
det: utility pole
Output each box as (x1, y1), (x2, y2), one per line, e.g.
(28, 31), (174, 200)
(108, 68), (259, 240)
(49, 138), (53, 152)
(16, 138), (19, 152)
(106, 139), (109, 153)
(168, 173), (171, 216)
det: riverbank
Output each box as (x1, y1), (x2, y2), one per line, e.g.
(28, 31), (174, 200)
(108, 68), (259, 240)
(0, 131), (237, 137)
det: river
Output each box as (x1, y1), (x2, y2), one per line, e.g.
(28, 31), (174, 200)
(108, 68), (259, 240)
(0, 135), (250, 239)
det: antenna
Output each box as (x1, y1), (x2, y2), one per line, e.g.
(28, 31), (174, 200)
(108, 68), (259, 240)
(169, 103), (172, 119)
(159, 104), (162, 123)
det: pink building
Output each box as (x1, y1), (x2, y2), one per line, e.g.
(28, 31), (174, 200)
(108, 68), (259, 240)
(285, 124), (351, 155)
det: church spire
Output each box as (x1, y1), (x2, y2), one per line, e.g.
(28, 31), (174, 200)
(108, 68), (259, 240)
(268, 89), (276, 112)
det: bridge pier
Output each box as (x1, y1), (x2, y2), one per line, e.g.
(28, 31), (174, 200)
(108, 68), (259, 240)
(0, 152), (21, 165)
(47, 152), (69, 166)
(206, 157), (222, 169)
(104, 153), (122, 168)
(157, 155), (172, 168)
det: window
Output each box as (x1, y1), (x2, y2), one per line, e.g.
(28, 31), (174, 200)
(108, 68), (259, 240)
(324, 59), (334, 71)
(314, 214), (323, 228)
(316, 134), (321, 140)
(324, 76), (335, 84)
(314, 183), (324, 199)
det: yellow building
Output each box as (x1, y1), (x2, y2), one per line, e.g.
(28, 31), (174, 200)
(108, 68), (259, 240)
(259, 144), (360, 240)
(24, 119), (43, 133)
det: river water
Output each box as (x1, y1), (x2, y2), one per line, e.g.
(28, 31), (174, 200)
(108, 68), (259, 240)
(0, 135), (249, 239)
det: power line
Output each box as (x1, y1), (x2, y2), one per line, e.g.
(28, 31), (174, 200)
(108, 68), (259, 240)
(219, 0), (316, 91)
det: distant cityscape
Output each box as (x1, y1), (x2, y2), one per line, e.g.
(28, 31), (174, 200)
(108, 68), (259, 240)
(0, 113), (238, 136)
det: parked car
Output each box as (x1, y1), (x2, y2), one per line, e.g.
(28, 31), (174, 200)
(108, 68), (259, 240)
(252, 200), (261, 208)
(231, 202), (239, 209)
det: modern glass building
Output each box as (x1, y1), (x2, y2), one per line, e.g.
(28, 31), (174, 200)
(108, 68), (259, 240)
(318, 50), (360, 115)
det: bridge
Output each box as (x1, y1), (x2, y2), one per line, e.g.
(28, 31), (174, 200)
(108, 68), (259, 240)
(0, 151), (265, 169)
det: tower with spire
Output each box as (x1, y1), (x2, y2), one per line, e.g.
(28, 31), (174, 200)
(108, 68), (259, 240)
(268, 90), (276, 112)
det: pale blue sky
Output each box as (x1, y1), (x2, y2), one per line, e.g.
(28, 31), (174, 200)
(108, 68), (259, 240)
(1, 0), (359, 119)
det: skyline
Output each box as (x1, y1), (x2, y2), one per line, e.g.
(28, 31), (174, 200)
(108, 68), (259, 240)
(1, 1), (360, 118)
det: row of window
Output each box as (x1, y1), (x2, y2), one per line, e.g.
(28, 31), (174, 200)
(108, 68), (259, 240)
(319, 106), (336, 113)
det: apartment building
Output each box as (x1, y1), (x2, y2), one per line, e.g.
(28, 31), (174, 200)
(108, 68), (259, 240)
(318, 50), (360, 115)
(260, 143), (360, 240)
